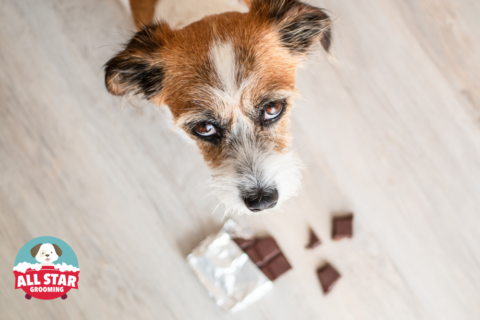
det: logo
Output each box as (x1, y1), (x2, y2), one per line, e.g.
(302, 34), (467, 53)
(13, 236), (80, 300)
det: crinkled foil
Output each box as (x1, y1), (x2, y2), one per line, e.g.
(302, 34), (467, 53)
(187, 220), (272, 313)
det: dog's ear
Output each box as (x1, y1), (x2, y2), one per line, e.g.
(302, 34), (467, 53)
(31, 244), (42, 257)
(104, 23), (172, 101)
(52, 244), (63, 256)
(251, 0), (332, 54)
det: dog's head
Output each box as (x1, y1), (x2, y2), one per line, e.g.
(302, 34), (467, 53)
(31, 243), (62, 264)
(105, 0), (332, 214)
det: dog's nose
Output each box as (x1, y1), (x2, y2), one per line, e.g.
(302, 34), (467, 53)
(243, 189), (278, 212)
(45, 254), (50, 257)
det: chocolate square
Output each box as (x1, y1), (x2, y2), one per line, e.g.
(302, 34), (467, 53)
(255, 237), (281, 262)
(332, 215), (353, 240)
(266, 254), (291, 280)
(317, 263), (341, 294)
(234, 236), (291, 281)
(306, 228), (321, 249)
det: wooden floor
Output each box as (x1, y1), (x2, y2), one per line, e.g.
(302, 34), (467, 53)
(1, 0), (480, 319)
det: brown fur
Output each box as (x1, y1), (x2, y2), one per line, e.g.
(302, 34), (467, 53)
(106, 0), (331, 168)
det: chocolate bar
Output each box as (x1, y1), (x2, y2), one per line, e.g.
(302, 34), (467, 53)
(332, 215), (353, 240)
(306, 228), (321, 249)
(317, 263), (341, 294)
(187, 220), (274, 313)
(233, 237), (291, 281)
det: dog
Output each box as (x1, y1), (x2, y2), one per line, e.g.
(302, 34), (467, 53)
(105, 0), (332, 214)
(31, 243), (62, 266)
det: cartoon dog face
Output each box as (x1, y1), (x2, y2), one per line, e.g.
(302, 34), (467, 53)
(30, 243), (62, 265)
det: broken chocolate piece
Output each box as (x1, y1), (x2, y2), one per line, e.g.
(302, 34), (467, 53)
(317, 263), (341, 294)
(232, 237), (256, 250)
(255, 237), (281, 263)
(306, 228), (321, 249)
(234, 236), (291, 281)
(332, 215), (353, 240)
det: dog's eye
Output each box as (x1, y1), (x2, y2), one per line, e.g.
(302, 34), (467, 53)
(194, 123), (217, 136)
(264, 102), (283, 120)
(262, 101), (285, 125)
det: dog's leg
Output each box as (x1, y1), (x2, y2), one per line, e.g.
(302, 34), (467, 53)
(129, 0), (158, 30)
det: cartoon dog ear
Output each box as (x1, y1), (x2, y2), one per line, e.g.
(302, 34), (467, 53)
(52, 244), (63, 256)
(251, 0), (332, 54)
(31, 244), (42, 257)
(104, 23), (172, 101)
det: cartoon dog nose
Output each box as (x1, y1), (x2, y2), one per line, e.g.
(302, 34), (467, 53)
(45, 254), (50, 257)
(243, 189), (278, 212)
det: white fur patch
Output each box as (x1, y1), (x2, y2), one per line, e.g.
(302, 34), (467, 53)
(209, 40), (237, 96)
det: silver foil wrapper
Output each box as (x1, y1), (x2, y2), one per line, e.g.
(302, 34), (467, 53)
(187, 220), (272, 313)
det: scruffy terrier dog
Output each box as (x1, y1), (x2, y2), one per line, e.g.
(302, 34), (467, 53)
(104, 0), (332, 214)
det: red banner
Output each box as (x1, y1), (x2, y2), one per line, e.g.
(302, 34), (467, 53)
(13, 266), (80, 300)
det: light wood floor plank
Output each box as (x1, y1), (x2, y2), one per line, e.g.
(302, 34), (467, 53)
(1, 0), (479, 319)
